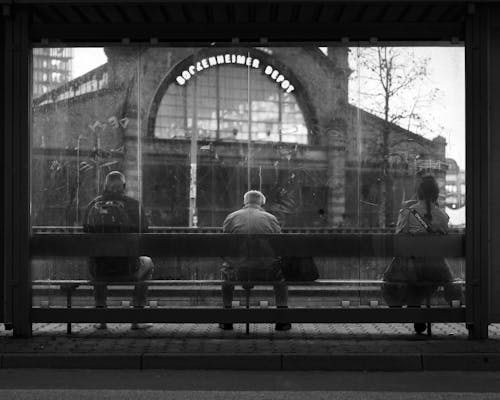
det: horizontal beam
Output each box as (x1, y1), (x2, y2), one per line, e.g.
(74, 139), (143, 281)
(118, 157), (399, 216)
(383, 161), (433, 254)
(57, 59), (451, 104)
(31, 306), (466, 323)
(5, 0), (487, 4)
(30, 279), (389, 285)
(30, 233), (465, 257)
(30, 22), (464, 42)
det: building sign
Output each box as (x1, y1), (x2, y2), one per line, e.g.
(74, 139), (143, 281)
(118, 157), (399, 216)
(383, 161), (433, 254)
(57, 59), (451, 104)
(175, 54), (295, 93)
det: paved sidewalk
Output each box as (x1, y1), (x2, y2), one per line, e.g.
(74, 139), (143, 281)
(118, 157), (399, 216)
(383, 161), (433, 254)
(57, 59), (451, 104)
(0, 323), (499, 370)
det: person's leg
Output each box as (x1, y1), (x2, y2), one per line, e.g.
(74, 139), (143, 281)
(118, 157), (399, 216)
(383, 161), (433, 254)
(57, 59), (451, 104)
(274, 282), (288, 308)
(267, 264), (291, 331)
(89, 259), (107, 307)
(94, 283), (107, 308)
(274, 282), (291, 331)
(407, 285), (428, 335)
(221, 282), (235, 308)
(219, 263), (236, 330)
(132, 256), (154, 307)
(89, 259), (107, 329)
(131, 256), (154, 330)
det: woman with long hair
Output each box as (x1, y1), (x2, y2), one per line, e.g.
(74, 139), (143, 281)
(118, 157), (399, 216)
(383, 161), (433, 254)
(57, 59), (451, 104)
(382, 175), (461, 334)
(396, 175), (448, 235)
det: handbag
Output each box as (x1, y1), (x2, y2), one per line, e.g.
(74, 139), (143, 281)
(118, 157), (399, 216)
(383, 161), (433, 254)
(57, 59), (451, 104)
(280, 256), (319, 282)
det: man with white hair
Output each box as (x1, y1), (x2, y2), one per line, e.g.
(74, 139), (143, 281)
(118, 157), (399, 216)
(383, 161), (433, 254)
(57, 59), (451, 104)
(220, 190), (290, 331)
(83, 170), (154, 330)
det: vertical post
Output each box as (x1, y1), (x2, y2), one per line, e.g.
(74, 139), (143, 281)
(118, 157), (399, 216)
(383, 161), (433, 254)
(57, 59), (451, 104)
(215, 67), (220, 141)
(247, 60), (252, 191)
(6, 6), (31, 337)
(465, 3), (489, 339)
(189, 77), (198, 227)
(278, 89), (283, 143)
(210, 155), (215, 226)
(0, 7), (6, 327)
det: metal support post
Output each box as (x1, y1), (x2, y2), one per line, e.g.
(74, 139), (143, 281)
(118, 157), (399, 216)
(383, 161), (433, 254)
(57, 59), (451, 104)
(8, 7), (32, 337)
(465, 4), (490, 339)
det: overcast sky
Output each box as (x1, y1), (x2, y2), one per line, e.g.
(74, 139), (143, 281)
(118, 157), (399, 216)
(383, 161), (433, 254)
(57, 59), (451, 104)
(72, 47), (465, 169)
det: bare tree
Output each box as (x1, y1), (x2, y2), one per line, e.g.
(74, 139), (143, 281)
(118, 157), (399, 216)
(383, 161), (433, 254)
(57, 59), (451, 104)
(349, 47), (440, 227)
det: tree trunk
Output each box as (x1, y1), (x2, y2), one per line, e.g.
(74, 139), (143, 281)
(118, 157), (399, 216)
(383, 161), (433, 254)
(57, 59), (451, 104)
(379, 92), (390, 228)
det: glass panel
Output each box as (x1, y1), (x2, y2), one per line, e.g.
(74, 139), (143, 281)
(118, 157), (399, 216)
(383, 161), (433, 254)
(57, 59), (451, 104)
(31, 44), (465, 317)
(31, 47), (143, 310)
(350, 46), (465, 308)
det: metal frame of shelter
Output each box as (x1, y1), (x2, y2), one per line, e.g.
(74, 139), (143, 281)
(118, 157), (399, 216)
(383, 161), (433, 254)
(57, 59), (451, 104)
(0, 1), (493, 339)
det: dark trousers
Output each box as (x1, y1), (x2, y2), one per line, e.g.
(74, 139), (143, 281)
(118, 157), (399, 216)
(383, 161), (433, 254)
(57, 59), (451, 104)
(89, 256), (154, 308)
(221, 263), (288, 307)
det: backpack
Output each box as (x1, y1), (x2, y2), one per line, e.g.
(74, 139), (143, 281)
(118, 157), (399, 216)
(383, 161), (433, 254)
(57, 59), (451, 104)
(85, 199), (130, 233)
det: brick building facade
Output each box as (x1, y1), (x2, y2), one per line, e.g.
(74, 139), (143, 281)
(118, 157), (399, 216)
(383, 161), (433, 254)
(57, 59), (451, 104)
(32, 46), (447, 229)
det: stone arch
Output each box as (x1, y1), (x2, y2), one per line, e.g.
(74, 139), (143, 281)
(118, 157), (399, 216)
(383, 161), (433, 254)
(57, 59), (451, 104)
(146, 47), (318, 142)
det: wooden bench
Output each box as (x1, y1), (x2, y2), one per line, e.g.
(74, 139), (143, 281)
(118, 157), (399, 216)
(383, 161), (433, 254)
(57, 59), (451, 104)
(32, 279), (464, 335)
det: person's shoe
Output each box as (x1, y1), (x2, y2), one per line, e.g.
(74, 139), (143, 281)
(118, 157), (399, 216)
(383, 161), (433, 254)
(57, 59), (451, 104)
(218, 323), (234, 330)
(275, 323), (292, 331)
(95, 323), (107, 330)
(414, 322), (426, 334)
(130, 323), (153, 330)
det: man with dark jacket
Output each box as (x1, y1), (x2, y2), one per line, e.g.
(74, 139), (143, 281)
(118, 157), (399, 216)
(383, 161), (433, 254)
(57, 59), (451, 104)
(83, 170), (154, 330)
(220, 190), (290, 331)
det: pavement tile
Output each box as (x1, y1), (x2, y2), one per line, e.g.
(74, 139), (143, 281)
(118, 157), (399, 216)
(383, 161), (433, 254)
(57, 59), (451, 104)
(1, 323), (500, 370)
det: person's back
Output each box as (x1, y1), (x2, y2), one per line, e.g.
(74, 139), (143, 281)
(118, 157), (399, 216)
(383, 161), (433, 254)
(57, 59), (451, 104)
(382, 175), (460, 334)
(83, 171), (154, 330)
(85, 192), (146, 233)
(220, 190), (290, 331)
(396, 201), (449, 235)
(223, 192), (281, 270)
(84, 189), (148, 275)
(223, 205), (281, 234)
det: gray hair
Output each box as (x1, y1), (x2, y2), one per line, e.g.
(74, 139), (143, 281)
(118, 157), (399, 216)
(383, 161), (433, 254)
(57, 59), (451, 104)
(243, 190), (266, 206)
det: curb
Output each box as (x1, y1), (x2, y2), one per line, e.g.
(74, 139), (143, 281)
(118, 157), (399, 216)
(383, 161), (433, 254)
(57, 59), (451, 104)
(282, 353), (422, 371)
(2, 353), (142, 369)
(143, 353), (281, 370)
(1, 352), (500, 370)
(422, 353), (500, 371)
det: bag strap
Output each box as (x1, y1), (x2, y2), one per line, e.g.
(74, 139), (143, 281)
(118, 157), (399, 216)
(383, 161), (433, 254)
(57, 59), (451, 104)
(409, 208), (433, 233)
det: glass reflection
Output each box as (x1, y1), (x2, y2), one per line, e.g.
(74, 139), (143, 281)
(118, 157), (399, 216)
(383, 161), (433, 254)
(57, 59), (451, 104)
(31, 45), (466, 313)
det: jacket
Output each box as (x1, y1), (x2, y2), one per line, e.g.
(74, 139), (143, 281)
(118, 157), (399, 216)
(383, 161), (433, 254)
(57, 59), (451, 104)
(83, 191), (150, 273)
(222, 204), (281, 270)
(83, 191), (149, 234)
(396, 201), (449, 234)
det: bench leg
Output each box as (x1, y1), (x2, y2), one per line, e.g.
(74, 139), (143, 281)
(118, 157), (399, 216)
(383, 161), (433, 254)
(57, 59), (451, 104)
(426, 296), (432, 337)
(66, 290), (72, 335)
(245, 289), (251, 335)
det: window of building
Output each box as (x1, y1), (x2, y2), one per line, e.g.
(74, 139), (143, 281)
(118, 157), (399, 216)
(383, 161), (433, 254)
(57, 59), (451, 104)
(154, 63), (308, 144)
